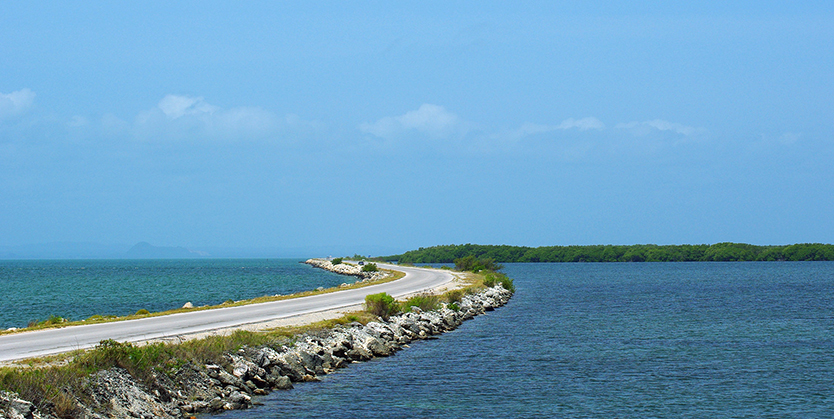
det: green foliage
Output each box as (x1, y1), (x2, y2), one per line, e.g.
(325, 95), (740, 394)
(454, 255), (503, 272)
(402, 294), (440, 313)
(482, 272), (514, 292)
(498, 276), (515, 293)
(364, 292), (399, 319)
(448, 302), (461, 311)
(331, 257), (343, 265)
(361, 263), (379, 272)
(0, 363), (83, 417)
(444, 289), (464, 303)
(135, 309), (150, 315)
(382, 243), (834, 263)
(28, 315), (65, 328)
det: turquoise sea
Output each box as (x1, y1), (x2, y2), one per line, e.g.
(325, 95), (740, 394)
(3, 260), (834, 417)
(0, 259), (348, 329)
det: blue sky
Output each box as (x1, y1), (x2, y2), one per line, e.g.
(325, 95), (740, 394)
(1, 2), (832, 256)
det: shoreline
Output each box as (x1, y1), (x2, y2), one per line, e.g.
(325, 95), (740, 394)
(1, 263), (512, 418)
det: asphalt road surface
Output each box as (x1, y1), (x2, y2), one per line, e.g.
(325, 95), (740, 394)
(0, 264), (453, 362)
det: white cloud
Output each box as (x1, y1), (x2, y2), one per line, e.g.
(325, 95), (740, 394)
(493, 117), (605, 143)
(557, 117), (605, 131)
(157, 95), (219, 119)
(616, 119), (705, 137)
(0, 88), (36, 119)
(359, 104), (469, 139)
(134, 94), (289, 141)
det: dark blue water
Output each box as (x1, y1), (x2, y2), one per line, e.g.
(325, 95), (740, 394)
(0, 259), (348, 329)
(215, 262), (834, 418)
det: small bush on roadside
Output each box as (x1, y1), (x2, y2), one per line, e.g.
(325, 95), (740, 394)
(331, 258), (343, 265)
(402, 294), (440, 313)
(361, 263), (379, 272)
(444, 289), (464, 303)
(483, 272), (499, 287)
(364, 292), (399, 319)
(483, 272), (515, 292)
(135, 309), (150, 315)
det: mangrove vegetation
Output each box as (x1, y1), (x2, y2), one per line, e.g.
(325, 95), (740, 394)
(381, 243), (834, 263)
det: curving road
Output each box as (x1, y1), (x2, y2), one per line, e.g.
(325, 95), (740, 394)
(0, 264), (453, 363)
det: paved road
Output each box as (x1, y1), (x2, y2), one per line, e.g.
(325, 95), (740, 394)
(0, 264), (453, 362)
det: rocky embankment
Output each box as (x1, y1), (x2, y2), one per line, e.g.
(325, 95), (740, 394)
(304, 258), (386, 282)
(1, 285), (513, 419)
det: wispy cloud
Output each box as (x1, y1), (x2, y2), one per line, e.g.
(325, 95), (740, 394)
(0, 88), (36, 119)
(359, 104), (470, 139)
(557, 117), (605, 131)
(134, 94), (309, 141)
(156, 95), (219, 119)
(616, 119), (705, 137)
(494, 117), (605, 142)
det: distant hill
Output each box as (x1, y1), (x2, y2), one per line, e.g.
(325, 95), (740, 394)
(124, 242), (209, 259)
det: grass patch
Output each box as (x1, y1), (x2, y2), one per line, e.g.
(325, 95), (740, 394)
(443, 289), (464, 304)
(401, 294), (440, 313)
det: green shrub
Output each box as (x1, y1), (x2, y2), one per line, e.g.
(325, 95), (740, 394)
(135, 309), (150, 315)
(483, 272), (500, 287)
(483, 272), (515, 292)
(498, 276), (515, 293)
(361, 263), (379, 272)
(444, 289), (464, 303)
(364, 292), (399, 319)
(402, 294), (439, 313)
(331, 258), (343, 265)
(448, 302), (461, 311)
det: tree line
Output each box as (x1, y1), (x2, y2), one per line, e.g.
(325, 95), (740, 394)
(380, 243), (834, 263)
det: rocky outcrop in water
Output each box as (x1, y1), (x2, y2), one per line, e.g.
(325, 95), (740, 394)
(1, 286), (512, 418)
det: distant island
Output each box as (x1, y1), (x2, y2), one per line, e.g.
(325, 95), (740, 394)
(381, 243), (834, 263)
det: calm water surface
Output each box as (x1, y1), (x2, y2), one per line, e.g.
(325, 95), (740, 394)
(0, 259), (347, 329)
(215, 262), (834, 418)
